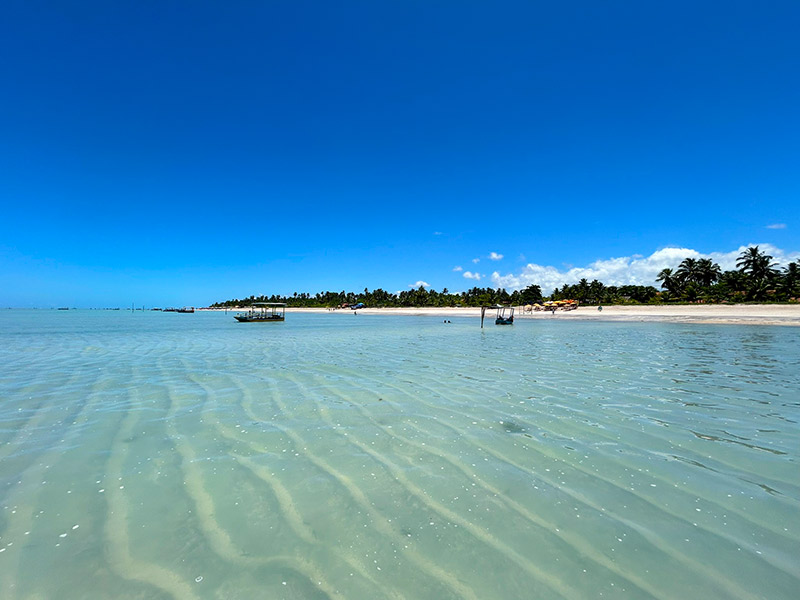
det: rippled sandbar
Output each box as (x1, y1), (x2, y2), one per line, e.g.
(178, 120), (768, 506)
(1, 310), (797, 599)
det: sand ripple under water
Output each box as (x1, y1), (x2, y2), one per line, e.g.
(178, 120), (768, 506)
(0, 310), (798, 599)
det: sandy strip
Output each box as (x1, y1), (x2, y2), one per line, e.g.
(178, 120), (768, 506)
(206, 305), (800, 326)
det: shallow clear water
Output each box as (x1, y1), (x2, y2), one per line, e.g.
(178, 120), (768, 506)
(0, 310), (798, 599)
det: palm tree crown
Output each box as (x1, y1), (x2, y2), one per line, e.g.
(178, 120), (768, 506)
(656, 268), (678, 292)
(736, 246), (777, 281)
(676, 258), (700, 285)
(696, 258), (722, 286)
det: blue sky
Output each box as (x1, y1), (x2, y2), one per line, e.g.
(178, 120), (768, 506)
(1, 1), (798, 307)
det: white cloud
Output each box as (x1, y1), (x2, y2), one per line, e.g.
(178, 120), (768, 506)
(489, 252), (504, 261)
(472, 258), (480, 264)
(410, 280), (430, 288)
(705, 244), (797, 271)
(452, 266), (463, 272)
(766, 223), (787, 229)
(434, 231), (443, 235)
(463, 271), (482, 280)
(490, 244), (799, 293)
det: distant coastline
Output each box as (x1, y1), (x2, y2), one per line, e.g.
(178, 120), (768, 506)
(203, 304), (800, 326)
(6, 304), (800, 325)
(209, 247), (800, 312)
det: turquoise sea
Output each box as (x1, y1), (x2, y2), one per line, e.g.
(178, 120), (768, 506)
(0, 310), (798, 599)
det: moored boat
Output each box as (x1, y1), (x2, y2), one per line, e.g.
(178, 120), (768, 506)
(234, 302), (286, 323)
(480, 304), (514, 327)
(495, 305), (514, 325)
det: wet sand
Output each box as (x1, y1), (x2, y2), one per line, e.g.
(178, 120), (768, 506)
(275, 304), (800, 326)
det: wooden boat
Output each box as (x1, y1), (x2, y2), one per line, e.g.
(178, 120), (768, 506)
(234, 302), (286, 323)
(480, 304), (514, 327)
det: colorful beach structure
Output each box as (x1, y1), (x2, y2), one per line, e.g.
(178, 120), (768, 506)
(527, 300), (579, 312)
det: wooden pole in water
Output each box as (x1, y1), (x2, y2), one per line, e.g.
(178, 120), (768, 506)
(480, 306), (486, 328)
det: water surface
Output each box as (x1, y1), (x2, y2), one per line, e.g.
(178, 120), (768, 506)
(1, 310), (798, 599)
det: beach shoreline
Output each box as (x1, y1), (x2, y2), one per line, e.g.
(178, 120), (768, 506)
(204, 304), (800, 326)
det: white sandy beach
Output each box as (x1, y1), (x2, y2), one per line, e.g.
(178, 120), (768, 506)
(209, 304), (800, 326)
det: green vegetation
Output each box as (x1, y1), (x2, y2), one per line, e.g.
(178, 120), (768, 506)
(550, 280), (659, 305)
(211, 247), (799, 308)
(211, 285), (543, 309)
(655, 246), (799, 303)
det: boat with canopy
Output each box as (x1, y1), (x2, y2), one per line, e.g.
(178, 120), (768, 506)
(480, 304), (514, 327)
(234, 303), (286, 323)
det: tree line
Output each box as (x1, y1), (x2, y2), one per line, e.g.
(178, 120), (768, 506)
(210, 246), (799, 308)
(655, 246), (798, 303)
(210, 286), (544, 309)
(550, 246), (799, 304)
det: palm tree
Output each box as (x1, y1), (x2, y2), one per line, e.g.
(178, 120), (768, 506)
(656, 268), (679, 293)
(589, 279), (605, 304)
(696, 258), (722, 287)
(746, 278), (771, 302)
(736, 246), (777, 281)
(520, 284), (543, 305)
(683, 282), (700, 302)
(737, 246), (780, 301)
(676, 258), (700, 285)
(779, 261), (800, 298)
(576, 278), (590, 302)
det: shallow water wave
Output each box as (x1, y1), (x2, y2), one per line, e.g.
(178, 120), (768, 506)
(0, 310), (798, 599)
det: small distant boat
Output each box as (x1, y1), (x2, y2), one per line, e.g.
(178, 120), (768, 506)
(234, 302), (286, 323)
(480, 304), (514, 327)
(176, 307), (195, 313)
